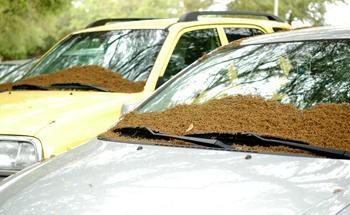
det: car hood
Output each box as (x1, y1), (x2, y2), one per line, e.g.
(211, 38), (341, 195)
(0, 91), (144, 157)
(0, 91), (123, 135)
(1, 139), (350, 214)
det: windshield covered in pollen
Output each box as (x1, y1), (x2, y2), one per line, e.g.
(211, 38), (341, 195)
(139, 40), (350, 112)
(27, 29), (167, 82)
(102, 39), (350, 158)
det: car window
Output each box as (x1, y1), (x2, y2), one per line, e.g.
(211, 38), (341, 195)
(224, 28), (264, 42)
(161, 28), (221, 83)
(139, 40), (350, 112)
(0, 59), (38, 84)
(0, 64), (18, 80)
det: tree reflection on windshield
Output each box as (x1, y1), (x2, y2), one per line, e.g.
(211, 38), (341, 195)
(139, 40), (350, 112)
(280, 42), (350, 108)
(25, 29), (167, 82)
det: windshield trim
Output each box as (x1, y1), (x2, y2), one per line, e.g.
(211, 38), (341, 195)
(27, 34), (73, 75)
(135, 38), (350, 111)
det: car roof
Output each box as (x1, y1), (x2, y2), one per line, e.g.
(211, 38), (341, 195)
(240, 25), (350, 45)
(74, 17), (290, 34)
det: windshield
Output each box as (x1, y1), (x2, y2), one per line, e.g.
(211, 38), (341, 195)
(103, 39), (350, 158)
(139, 40), (350, 112)
(27, 29), (167, 82)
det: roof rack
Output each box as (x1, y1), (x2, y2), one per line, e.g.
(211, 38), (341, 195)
(85, 18), (155, 29)
(178, 11), (283, 22)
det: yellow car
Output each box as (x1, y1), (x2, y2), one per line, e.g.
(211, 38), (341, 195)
(0, 11), (291, 177)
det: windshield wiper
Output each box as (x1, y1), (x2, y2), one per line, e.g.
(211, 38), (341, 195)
(115, 127), (350, 159)
(187, 132), (350, 160)
(11, 84), (49, 91)
(50, 83), (111, 92)
(115, 126), (232, 150)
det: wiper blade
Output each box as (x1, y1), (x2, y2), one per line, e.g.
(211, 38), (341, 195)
(11, 84), (49, 91)
(188, 132), (350, 159)
(50, 83), (111, 92)
(115, 126), (232, 150)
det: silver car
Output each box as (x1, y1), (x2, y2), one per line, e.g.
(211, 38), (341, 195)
(1, 26), (350, 214)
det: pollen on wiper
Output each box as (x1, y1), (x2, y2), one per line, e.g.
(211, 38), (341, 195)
(50, 83), (111, 92)
(187, 132), (350, 160)
(113, 126), (233, 150)
(10, 84), (49, 91)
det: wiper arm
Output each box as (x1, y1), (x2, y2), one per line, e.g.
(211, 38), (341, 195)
(115, 126), (232, 150)
(11, 84), (49, 91)
(50, 83), (111, 92)
(188, 132), (350, 160)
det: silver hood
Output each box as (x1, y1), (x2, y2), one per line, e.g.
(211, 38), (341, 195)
(1, 139), (350, 214)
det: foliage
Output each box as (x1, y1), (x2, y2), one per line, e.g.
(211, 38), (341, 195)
(0, 0), (70, 60)
(56, 0), (214, 37)
(0, 0), (214, 60)
(0, 0), (347, 60)
(226, 0), (346, 25)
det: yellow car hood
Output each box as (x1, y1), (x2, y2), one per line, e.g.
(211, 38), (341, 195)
(0, 90), (145, 158)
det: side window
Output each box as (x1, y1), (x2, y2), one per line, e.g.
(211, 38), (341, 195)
(161, 29), (221, 83)
(224, 28), (264, 42)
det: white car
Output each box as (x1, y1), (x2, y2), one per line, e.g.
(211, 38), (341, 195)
(1, 26), (350, 214)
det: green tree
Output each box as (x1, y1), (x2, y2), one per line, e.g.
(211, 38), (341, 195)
(56, 0), (214, 37)
(226, 0), (346, 25)
(180, 0), (214, 13)
(0, 0), (70, 60)
(0, 0), (216, 60)
(55, 0), (179, 37)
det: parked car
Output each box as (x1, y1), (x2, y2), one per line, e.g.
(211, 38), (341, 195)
(0, 58), (39, 84)
(0, 59), (32, 81)
(0, 11), (291, 177)
(1, 26), (350, 214)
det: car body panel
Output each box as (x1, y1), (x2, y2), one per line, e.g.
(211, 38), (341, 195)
(0, 91), (146, 158)
(0, 139), (349, 214)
